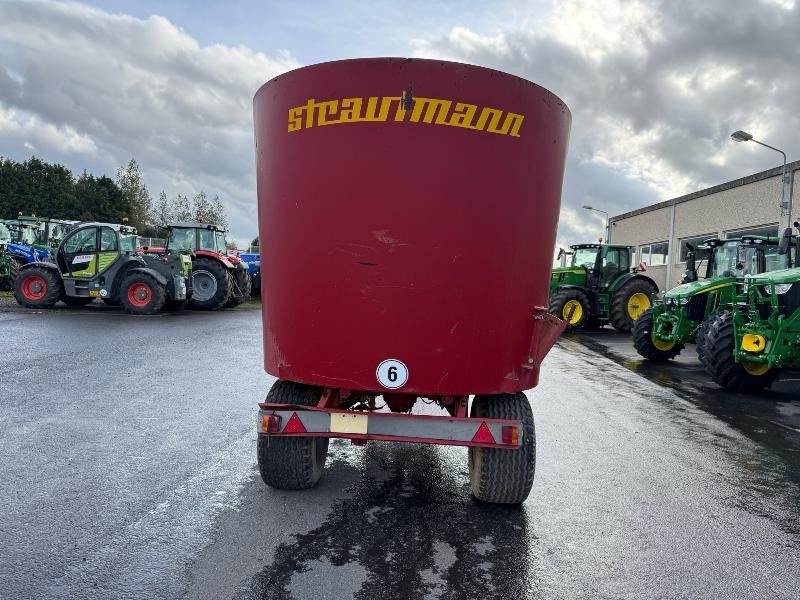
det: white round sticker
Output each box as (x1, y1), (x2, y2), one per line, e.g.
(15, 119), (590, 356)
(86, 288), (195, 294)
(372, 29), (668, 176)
(376, 359), (408, 389)
(99, 289), (108, 298)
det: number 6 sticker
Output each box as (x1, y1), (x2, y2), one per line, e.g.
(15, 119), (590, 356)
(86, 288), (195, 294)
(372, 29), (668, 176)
(376, 359), (408, 389)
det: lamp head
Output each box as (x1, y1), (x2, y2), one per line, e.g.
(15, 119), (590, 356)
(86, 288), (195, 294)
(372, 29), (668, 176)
(731, 130), (753, 142)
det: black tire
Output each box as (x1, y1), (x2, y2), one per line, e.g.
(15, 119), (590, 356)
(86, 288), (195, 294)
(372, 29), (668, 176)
(468, 393), (536, 505)
(13, 266), (62, 309)
(9, 257), (23, 284)
(119, 272), (166, 315)
(258, 380), (328, 490)
(610, 278), (657, 332)
(703, 312), (777, 391)
(695, 313), (719, 363)
(189, 257), (231, 311)
(549, 288), (590, 331)
(225, 268), (251, 308)
(62, 296), (94, 307)
(632, 308), (683, 361)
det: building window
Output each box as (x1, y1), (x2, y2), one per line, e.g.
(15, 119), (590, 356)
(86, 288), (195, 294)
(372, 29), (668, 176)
(680, 233), (716, 262)
(725, 224), (778, 239)
(638, 242), (668, 267)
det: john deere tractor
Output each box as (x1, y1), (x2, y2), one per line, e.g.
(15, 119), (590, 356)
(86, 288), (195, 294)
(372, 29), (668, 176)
(550, 243), (659, 332)
(161, 222), (250, 310)
(13, 222), (191, 315)
(701, 229), (800, 391)
(633, 235), (790, 361)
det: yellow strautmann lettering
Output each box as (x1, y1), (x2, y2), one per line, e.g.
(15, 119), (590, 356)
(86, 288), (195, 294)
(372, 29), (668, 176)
(287, 95), (524, 137)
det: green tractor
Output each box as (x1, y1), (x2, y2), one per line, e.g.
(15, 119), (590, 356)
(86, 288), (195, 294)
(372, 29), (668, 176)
(632, 235), (791, 361)
(0, 221), (11, 290)
(701, 229), (800, 391)
(13, 221), (191, 315)
(549, 243), (659, 332)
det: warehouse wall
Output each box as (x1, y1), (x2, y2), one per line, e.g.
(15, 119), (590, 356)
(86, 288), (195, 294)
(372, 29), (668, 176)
(609, 162), (800, 291)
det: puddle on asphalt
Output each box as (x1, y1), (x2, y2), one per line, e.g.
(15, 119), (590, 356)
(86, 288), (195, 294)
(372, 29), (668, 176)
(560, 335), (800, 537)
(233, 442), (534, 600)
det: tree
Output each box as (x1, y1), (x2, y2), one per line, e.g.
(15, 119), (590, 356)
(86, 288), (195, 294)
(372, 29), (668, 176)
(153, 191), (172, 228)
(116, 158), (151, 231)
(251, 236), (259, 247)
(192, 190), (211, 222)
(172, 193), (193, 221)
(205, 194), (228, 230)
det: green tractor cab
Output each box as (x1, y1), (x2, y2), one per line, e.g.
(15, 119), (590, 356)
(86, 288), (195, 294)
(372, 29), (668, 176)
(549, 243), (659, 332)
(633, 235), (792, 361)
(13, 222), (191, 315)
(701, 227), (800, 391)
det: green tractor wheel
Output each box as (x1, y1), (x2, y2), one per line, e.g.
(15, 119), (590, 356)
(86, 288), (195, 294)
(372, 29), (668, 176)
(549, 288), (590, 330)
(694, 313), (720, 363)
(632, 308), (683, 361)
(702, 312), (777, 391)
(610, 278), (657, 332)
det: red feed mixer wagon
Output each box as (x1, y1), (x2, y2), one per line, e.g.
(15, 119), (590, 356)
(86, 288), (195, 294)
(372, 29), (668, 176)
(253, 58), (570, 504)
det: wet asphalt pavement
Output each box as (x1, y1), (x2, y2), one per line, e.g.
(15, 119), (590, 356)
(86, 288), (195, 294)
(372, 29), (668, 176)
(1, 306), (799, 599)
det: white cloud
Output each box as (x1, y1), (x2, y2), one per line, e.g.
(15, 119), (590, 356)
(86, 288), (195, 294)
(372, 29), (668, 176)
(0, 0), (298, 244)
(412, 0), (800, 245)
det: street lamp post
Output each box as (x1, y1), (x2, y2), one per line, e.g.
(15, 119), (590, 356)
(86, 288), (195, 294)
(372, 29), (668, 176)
(731, 130), (790, 230)
(582, 205), (610, 242)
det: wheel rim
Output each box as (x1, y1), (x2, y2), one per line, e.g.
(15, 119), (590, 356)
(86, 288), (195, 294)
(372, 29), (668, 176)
(627, 293), (651, 319)
(741, 361), (770, 376)
(192, 270), (217, 302)
(652, 337), (676, 351)
(127, 283), (152, 307)
(22, 274), (47, 300)
(562, 299), (583, 324)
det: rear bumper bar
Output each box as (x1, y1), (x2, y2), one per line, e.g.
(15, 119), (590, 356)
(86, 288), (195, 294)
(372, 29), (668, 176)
(257, 403), (523, 449)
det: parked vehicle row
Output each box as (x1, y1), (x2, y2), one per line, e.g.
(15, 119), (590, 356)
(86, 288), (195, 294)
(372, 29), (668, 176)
(550, 228), (800, 392)
(4, 217), (257, 315)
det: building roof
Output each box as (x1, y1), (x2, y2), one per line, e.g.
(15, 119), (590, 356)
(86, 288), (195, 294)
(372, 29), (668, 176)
(609, 159), (800, 224)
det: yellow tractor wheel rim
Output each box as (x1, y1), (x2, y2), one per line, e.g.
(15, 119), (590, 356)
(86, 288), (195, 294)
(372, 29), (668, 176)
(652, 337), (676, 351)
(627, 292), (651, 320)
(562, 300), (583, 324)
(741, 361), (770, 376)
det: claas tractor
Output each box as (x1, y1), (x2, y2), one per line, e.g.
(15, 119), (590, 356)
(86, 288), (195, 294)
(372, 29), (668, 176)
(162, 222), (250, 310)
(549, 243), (658, 332)
(701, 228), (800, 391)
(633, 235), (791, 361)
(13, 222), (190, 315)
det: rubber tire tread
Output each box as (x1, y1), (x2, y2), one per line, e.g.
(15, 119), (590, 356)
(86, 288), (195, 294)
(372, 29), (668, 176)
(702, 311), (777, 391)
(610, 278), (657, 332)
(13, 266), (62, 308)
(224, 268), (251, 307)
(468, 393), (536, 505)
(632, 308), (683, 361)
(119, 272), (166, 315)
(549, 288), (590, 331)
(258, 380), (329, 491)
(694, 313), (719, 363)
(189, 257), (231, 311)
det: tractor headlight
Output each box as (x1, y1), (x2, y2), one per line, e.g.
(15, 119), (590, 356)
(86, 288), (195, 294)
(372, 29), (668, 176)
(773, 283), (792, 295)
(679, 298), (689, 305)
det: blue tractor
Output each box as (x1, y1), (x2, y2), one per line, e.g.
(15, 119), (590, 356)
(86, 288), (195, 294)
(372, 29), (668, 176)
(238, 249), (261, 295)
(4, 216), (76, 283)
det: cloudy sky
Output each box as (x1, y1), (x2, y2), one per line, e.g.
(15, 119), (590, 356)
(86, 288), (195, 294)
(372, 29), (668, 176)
(0, 0), (798, 247)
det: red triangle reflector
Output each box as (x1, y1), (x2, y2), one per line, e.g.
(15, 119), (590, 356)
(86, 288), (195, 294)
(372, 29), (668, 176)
(282, 412), (307, 434)
(471, 421), (496, 444)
